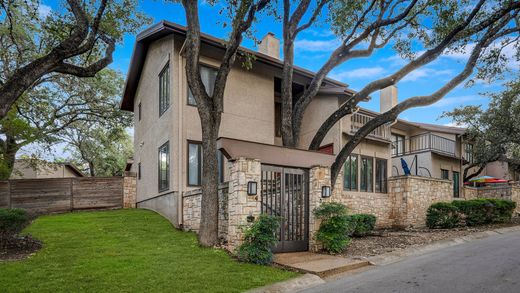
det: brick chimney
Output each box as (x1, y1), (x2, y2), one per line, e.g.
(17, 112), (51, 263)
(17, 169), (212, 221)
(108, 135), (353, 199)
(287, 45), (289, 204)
(380, 85), (398, 113)
(258, 32), (280, 59)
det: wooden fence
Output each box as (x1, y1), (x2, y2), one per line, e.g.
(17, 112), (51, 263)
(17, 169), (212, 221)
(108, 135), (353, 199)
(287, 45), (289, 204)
(0, 177), (126, 214)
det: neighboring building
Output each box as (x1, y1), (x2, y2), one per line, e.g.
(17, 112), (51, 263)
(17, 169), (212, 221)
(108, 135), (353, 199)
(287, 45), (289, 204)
(10, 160), (85, 179)
(121, 21), (513, 252)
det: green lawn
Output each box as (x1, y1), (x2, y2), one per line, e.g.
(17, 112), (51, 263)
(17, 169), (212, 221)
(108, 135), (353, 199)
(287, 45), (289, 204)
(0, 209), (298, 292)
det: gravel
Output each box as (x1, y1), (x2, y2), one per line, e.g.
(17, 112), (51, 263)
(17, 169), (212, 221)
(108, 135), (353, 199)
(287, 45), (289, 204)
(342, 218), (520, 258)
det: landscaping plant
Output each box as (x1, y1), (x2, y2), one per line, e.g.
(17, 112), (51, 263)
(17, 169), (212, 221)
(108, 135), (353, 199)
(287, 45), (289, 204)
(426, 202), (461, 229)
(0, 208), (29, 244)
(348, 214), (377, 237)
(236, 214), (280, 265)
(313, 202), (355, 254)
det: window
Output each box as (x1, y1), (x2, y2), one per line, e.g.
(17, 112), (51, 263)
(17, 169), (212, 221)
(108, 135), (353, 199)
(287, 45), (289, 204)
(464, 143), (474, 164)
(159, 64), (170, 116)
(391, 133), (405, 156)
(188, 142), (202, 186)
(138, 102), (142, 121)
(188, 65), (217, 106)
(360, 157), (373, 192)
(158, 142), (170, 192)
(375, 159), (387, 193)
(453, 171), (460, 198)
(441, 169), (449, 180)
(343, 155), (358, 191)
(138, 162), (141, 180)
(274, 101), (282, 137)
(188, 142), (226, 186)
(318, 144), (334, 155)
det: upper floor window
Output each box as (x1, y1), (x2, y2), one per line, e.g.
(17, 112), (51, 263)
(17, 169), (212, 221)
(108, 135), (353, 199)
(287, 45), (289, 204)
(158, 142), (170, 192)
(274, 101), (282, 137)
(188, 65), (217, 106)
(391, 133), (405, 156)
(375, 159), (387, 193)
(159, 64), (170, 116)
(138, 102), (142, 121)
(138, 162), (142, 180)
(464, 143), (474, 164)
(343, 155), (358, 191)
(360, 157), (373, 192)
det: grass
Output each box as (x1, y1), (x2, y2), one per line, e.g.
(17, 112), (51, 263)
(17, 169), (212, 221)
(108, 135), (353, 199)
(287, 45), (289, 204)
(0, 209), (298, 292)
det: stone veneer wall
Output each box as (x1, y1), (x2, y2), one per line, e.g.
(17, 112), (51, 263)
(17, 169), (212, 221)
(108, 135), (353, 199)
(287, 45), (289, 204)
(388, 176), (452, 228)
(464, 186), (512, 200)
(182, 183), (229, 243)
(308, 166), (331, 251)
(512, 186), (520, 214)
(123, 172), (137, 208)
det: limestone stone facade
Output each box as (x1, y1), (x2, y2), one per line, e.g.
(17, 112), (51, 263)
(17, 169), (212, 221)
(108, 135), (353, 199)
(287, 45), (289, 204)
(464, 185), (520, 214)
(123, 173), (137, 209)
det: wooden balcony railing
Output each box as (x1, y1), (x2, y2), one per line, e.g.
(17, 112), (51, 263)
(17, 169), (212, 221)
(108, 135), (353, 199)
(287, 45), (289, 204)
(392, 133), (456, 157)
(350, 112), (391, 140)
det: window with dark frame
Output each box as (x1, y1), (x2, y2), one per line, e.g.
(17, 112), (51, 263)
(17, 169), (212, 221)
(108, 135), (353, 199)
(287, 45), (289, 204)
(343, 155), (358, 191)
(375, 159), (387, 193)
(441, 169), (449, 180)
(360, 157), (373, 192)
(188, 65), (217, 106)
(464, 143), (474, 164)
(138, 102), (142, 121)
(158, 142), (170, 192)
(159, 64), (170, 116)
(453, 171), (460, 198)
(391, 133), (405, 156)
(188, 142), (226, 186)
(275, 101), (282, 137)
(138, 162), (141, 180)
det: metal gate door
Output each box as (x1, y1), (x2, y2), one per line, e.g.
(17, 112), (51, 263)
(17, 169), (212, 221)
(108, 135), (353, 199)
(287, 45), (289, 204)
(260, 165), (309, 253)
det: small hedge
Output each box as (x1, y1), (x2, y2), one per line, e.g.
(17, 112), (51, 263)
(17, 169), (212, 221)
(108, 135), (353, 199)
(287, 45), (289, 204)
(348, 214), (376, 237)
(0, 208), (29, 240)
(426, 199), (516, 228)
(313, 202), (354, 254)
(236, 214), (280, 265)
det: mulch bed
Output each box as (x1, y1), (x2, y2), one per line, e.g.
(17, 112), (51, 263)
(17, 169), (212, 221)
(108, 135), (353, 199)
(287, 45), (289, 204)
(0, 235), (42, 261)
(343, 217), (520, 258)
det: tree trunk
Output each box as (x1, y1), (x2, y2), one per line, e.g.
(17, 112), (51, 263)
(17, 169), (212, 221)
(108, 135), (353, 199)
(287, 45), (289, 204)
(198, 113), (221, 247)
(88, 161), (96, 177)
(0, 136), (20, 180)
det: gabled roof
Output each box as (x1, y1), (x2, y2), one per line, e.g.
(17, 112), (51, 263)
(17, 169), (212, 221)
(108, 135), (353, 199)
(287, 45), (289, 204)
(121, 20), (351, 111)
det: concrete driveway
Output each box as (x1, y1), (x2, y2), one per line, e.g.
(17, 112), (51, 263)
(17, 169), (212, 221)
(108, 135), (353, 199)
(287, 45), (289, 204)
(302, 230), (520, 293)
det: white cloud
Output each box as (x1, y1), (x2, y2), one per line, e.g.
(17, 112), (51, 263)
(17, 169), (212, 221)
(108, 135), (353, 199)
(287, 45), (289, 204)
(331, 67), (386, 80)
(401, 68), (453, 82)
(443, 121), (469, 128)
(430, 95), (486, 108)
(294, 38), (341, 52)
(38, 4), (52, 18)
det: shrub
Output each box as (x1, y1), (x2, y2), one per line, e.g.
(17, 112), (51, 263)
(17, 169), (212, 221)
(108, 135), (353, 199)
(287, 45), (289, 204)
(0, 208), (29, 238)
(236, 214), (280, 265)
(486, 199), (516, 223)
(452, 199), (495, 226)
(348, 214), (377, 237)
(426, 202), (461, 229)
(313, 202), (355, 253)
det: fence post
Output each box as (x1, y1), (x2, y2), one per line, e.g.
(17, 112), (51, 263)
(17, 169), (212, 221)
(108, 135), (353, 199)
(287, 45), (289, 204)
(70, 178), (74, 211)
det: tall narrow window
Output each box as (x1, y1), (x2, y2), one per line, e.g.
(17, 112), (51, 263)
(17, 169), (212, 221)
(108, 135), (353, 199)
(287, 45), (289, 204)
(375, 159), (387, 193)
(188, 142), (202, 186)
(343, 155), (358, 191)
(159, 64), (170, 116)
(360, 157), (373, 192)
(217, 150), (225, 183)
(158, 142), (169, 192)
(464, 143), (474, 164)
(188, 65), (217, 106)
(453, 171), (460, 198)
(441, 169), (449, 180)
(138, 162), (142, 180)
(274, 101), (282, 137)
(138, 102), (142, 121)
(391, 133), (405, 156)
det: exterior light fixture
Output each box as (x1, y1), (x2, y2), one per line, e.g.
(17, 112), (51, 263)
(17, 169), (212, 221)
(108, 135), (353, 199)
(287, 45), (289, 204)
(321, 186), (331, 198)
(247, 181), (257, 196)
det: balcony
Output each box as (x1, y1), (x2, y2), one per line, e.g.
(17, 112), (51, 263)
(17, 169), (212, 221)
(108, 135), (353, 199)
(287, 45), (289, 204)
(350, 112), (391, 141)
(392, 133), (456, 158)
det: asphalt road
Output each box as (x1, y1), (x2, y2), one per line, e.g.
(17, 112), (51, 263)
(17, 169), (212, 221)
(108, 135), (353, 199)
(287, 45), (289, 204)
(302, 231), (520, 293)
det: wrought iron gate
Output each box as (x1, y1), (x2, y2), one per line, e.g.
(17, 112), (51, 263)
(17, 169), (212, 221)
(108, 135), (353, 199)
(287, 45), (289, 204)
(260, 165), (309, 253)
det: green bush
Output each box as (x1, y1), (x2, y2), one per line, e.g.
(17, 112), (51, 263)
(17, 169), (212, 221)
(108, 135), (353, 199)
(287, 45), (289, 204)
(236, 214), (280, 265)
(452, 199), (495, 226)
(313, 202), (355, 253)
(0, 208), (29, 239)
(486, 198), (516, 223)
(426, 202), (461, 229)
(348, 214), (377, 237)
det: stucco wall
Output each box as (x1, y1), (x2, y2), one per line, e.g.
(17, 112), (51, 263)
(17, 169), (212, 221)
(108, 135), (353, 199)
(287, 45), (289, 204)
(137, 191), (179, 226)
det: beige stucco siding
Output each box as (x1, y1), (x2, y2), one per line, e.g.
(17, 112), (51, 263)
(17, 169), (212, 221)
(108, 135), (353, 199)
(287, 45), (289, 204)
(299, 95), (341, 153)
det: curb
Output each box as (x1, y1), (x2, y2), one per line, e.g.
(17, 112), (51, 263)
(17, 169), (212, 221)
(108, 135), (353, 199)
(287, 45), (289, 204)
(367, 226), (520, 266)
(246, 273), (325, 293)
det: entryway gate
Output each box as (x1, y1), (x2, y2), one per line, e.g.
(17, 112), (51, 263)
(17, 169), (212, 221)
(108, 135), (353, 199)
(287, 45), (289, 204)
(260, 165), (309, 253)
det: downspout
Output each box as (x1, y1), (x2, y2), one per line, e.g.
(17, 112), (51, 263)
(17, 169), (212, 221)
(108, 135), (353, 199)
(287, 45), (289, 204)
(177, 38), (188, 228)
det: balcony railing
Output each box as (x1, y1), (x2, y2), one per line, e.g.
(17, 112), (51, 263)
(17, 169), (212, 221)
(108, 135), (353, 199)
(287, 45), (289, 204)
(392, 133), (456, 157)
(350, 113), (391, 140)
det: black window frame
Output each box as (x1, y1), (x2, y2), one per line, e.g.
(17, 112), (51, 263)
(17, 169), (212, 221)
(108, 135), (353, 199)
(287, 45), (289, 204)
(138, 162), (142, 180)
(138, 102), (142, 121)
(187, 141), (202, 186)
(441, 169), (449, 180)
(187, 65), (218, 107)
(391, 133), (405, 156)
(158, 141), (170, 192)
(464, 143), (474, 164)
(360, 156), (374, 192)
(453, 171), (460, 198)
(343, 155), (358, 191)
(375, 158), (387, 193)
(159, 63), (170, 116)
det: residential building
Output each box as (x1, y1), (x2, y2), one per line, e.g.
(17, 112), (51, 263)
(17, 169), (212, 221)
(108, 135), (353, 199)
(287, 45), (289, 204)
(10, 160), (85, 179)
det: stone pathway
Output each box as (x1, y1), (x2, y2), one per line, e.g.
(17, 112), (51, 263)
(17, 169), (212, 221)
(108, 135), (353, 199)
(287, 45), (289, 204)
(274, 252), (370, 278)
